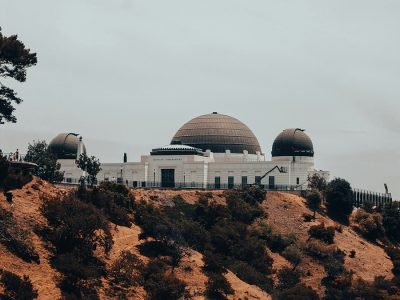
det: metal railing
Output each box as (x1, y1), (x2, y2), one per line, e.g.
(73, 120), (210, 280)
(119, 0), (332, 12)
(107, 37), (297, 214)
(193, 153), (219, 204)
(1, 152), (27, 162)
(59, 178), (307, 191)
(352, 188), (392, 207)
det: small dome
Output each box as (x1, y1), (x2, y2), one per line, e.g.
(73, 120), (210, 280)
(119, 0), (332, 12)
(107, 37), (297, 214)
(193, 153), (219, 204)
(48, 133), (86, 159)
(272, 128), (314, 157)
(171, 112), (262, 154)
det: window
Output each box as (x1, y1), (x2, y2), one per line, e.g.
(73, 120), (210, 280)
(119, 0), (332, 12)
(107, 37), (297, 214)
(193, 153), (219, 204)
(269, 176), (275, 189)
(296, 177), (300, 185)
(228, 176), (234, 189)
(241, 176), (248, 187)
(255, 176), (261, 184)
(66, 177), (72, 183)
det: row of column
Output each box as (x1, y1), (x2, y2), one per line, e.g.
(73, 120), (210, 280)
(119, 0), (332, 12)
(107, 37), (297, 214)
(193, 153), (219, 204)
(353, 189), (392, 207)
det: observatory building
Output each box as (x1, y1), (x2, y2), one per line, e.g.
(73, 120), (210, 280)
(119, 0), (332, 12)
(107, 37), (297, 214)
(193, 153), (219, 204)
(50, 112), (329, 189)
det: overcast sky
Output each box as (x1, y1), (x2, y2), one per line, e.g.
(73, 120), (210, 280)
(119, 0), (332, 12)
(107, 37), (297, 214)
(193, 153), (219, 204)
(1, 0), (399, 198)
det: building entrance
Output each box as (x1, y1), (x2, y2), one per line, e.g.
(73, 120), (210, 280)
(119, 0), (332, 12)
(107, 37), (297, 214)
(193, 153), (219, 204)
(161, 169), (175, 188)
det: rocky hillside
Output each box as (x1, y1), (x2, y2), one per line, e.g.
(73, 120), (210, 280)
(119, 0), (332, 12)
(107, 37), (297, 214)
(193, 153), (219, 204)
(0, 178), (397, 299)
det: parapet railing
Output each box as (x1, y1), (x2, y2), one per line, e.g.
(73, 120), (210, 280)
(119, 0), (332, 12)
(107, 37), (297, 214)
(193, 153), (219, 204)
(352, 188), (392, 207)
(59, 178), (393, 207)
(59, 178), (307, 191)
(1, 152), (27, 162)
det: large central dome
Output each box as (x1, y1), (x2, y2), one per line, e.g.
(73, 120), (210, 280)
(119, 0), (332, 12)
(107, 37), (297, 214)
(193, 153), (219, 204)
(171, 112), (262, 154)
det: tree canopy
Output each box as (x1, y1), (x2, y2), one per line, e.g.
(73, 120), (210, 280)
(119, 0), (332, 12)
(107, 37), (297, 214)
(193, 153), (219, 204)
(0, 27), (37, 124)
(325, 178), (353, 222)
(24, 140), (64, 183)
(76, 153), (101, 186)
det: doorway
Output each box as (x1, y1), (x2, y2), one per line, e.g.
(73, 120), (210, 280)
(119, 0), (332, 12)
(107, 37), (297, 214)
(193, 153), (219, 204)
(161, 169), (175, 188)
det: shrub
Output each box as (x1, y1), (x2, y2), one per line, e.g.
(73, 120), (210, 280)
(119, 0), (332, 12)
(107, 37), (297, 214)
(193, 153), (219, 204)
(226, 196), (264, 224)
(205, 272), (234, 300)
(107, 251), (144, 297)
(99, 181), (129, 196)
(324, 254), (345, 279)
(385, 246), (400, 276)
(108, 251), (143, 287)
(276, 267), (300, 290)
(279, 283), (319, 300)
(308, 223), (335, 244)
(266, 232), (295, 253)
(351, 277), (396, 299)
(242, 185), (266, 204)
(282, 244), (302, 269)
(78, 185), (134, 226)
(40, 195), (113, 298)
(305, 190), (322, 218)
(325, 178), (353, 222)
(0, 157), (9, 186)
(352, 209), (385, 240)
(0, 207), (39, 263)
(41, 195), (113, 256)
(142, 259), (186, 300)
(305, 239), (336, 259)
(251, 220), (295, 253)
(382, 202), (400, 242)
(302, 213), (313, 222)
(229, 261), (272, 291)
(307, 173), (327, 193)
(53, 252), (104, 298)
(0, 269), (38, 300)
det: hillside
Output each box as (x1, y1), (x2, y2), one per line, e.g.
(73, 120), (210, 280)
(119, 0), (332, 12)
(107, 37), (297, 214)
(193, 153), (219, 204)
(0, 179), (397, 299)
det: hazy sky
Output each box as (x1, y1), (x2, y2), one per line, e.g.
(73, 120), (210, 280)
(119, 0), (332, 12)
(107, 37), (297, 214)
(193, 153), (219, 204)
(1, 0), (399, 198)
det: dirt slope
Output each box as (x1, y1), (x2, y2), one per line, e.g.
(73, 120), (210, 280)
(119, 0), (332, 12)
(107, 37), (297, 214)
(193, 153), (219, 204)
(264, 192), (393, 293)
(0, 181), (394, 299)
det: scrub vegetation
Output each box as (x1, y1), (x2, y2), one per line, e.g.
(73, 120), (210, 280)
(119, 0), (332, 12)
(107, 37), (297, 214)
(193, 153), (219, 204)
(1, 177), (400, 299)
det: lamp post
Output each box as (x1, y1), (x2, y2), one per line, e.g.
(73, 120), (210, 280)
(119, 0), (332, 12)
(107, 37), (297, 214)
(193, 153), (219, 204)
(120, 165), (123, 184)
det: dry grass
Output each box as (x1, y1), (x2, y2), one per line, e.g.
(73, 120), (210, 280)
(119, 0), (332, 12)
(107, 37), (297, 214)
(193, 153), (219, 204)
(0, 183), (394, 299)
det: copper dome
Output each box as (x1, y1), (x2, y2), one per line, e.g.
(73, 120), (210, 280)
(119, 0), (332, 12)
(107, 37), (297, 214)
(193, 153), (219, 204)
(171, 112), (262, 154)
(272, 128), (314, 157)
(48, 133), (86, 159)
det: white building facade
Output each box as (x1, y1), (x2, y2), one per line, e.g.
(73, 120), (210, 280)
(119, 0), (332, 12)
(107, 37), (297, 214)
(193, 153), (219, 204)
(50, 113), (329, 190)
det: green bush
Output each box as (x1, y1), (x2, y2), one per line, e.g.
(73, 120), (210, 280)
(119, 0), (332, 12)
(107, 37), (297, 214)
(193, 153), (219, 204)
(40, 195), (113, 298)
(279, 283), (319, 300)
(352, 209), (385, 240)
(229, 260), (272, 291)
(78, 185), (134, 227)
(142, 259), (186, 300)
(325, 178), (353, 223)
(266, 232), (295, 253)
(282, 244), (302, 269)
(99, 181), (129, 196)
(276, 267), (300, 290)
(305, 239), (336, 259)
(308, 223), (335, 244)
(385, 246), (400, 276)
(226, 196), (264, 224)
(0, 269), (38, 300)
(305, 190), (322, 218)
(205, 272), (234, 300)
(107, 251), (144, 297)
(382, 202), (400, 242)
